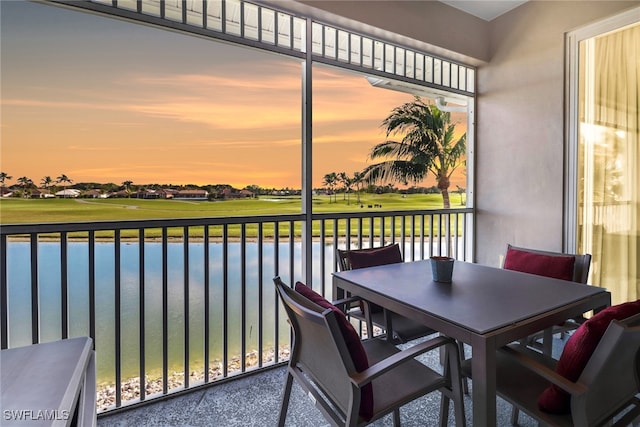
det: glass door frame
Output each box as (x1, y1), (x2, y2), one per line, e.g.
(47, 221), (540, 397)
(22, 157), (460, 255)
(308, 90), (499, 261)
(563, 6), (640, 252)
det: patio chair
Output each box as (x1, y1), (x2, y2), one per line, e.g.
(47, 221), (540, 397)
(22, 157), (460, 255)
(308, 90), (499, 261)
(460, 308), (640, 427)
(273, 276), (466, 427)
(336, 244), (437, 343)
(503, 244), (593, 351)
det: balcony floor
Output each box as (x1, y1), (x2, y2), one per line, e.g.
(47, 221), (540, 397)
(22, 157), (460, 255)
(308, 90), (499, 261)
(97, 338), (549, 426)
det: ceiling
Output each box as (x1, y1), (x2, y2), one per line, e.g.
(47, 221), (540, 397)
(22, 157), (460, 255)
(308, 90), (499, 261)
(439, 0), (528, 21)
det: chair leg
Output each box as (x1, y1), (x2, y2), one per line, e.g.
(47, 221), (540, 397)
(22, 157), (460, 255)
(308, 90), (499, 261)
(362, 301), (376, 339)
(444, 342), (466, 427)
(461, 378), (469, 395)
(439, 348), (451, 427)
(439, 394), (450, 427)
(278, 371), (294, 427)
(451, 368), (466, 427)
(510, 406), (520, 426)
(392, 409), (401, 427)
(458, 341), (470, 395)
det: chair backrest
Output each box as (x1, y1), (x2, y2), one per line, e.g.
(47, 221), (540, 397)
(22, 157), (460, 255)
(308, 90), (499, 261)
(571, 312), (640, 426)
(336, 243), (403, 272)
(505, 244), (592, 283)
(273, 277), (358, 418)
(336, 248), (353, 271)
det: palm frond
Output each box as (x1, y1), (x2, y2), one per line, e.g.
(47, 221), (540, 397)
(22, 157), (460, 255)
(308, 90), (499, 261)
(368, 97), (467, 204)
(362, 160), (427, 185)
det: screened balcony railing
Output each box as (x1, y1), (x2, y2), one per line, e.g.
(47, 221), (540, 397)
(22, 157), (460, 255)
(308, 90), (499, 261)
(0, 208), (473, 413)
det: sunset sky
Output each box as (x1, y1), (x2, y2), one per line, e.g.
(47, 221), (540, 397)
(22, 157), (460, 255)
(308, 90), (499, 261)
(1, 1), (468, 190)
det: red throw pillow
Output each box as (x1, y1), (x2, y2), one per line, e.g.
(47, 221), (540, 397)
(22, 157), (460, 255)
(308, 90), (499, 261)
(294, 282), (374, 421)
(503, 247), (575, 281)
(537, 299), (640, 414)
(347, 244), (403, 313)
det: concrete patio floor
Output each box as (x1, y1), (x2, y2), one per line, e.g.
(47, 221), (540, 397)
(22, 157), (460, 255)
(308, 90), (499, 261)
(97, 338), (547, 427)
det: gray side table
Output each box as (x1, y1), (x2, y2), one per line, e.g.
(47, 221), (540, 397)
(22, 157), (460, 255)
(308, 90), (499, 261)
(1, 337), (96, 426)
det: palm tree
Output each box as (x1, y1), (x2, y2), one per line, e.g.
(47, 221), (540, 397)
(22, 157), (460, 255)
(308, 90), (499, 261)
(338, 172), (353, 204)
(456, 185), (466, 206)
(352, 171), (364, 204)
(17, 176), (34, 198)
(362, 97), (466, 208)
(56, 174), (73, 188)
(0, 172), (13, 196)
(0, 172), (12, 188)
(122, 180), (133, 197)
(322, 172), (338, 203)
(41, 176), (54, 190)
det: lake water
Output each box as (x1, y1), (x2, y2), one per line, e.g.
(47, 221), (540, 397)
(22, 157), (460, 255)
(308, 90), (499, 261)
(5, 239), (449, 384)
(5, 240), (329, 383)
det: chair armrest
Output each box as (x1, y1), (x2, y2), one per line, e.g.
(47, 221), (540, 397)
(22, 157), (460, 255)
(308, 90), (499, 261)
(500, 345), (588, 396)
(350, 336), (456, 387)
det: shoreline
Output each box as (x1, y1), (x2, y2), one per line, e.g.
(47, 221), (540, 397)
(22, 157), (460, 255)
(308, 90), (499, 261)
(96, 346), (291, 412)
(3, 235), (413, 244)
(95, 324), (379, 412)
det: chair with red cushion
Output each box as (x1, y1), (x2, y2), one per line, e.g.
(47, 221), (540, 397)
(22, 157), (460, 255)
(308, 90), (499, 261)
(460, 303), (640, 427)
(503, 244), (593, 352)
(503, 244), (591, 284)
(336, 244), (438, 343)
(503, 244), (596, 424)
(274, 276), (466, 427)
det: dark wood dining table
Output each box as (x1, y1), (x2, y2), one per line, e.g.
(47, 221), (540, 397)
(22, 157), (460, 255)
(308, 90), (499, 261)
(332, 259), (611, 427)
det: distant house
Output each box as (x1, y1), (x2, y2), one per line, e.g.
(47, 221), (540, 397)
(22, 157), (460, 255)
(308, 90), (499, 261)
(30, 188), (54, 199)
(131, 189), (163, 199)
(219, 188), (253, 199)
(0, 188), (13, 198)
(83, 189), (104, 198)
(174, 189), (208, 200)
(162, 188), (178, 199)
(271, 189), (297, 196)
(55, 189), (81, 198)
(109, 190), (130, 198)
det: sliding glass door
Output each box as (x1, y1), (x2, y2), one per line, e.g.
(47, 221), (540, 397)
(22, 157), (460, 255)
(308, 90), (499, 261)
(567, 9), (639, 304)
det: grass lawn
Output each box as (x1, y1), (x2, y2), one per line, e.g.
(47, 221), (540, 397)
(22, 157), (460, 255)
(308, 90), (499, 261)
(0, 193), (456, 224)
(0, 194), (466, 239)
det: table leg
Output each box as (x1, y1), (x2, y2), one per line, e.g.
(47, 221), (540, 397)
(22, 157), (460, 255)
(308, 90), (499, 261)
(383, 310), (394, 342)
(542, 328), (553, 356)
(471, 336), (497, 427)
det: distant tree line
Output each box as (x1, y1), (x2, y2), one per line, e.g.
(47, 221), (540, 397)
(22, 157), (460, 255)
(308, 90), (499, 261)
(0, 171), (463, 201)
(2, 98), (467, 205)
